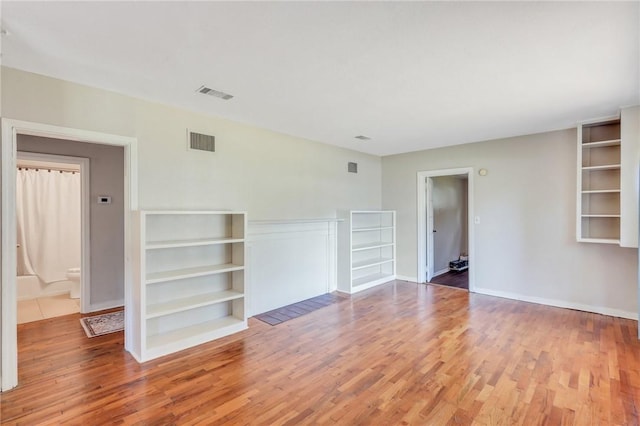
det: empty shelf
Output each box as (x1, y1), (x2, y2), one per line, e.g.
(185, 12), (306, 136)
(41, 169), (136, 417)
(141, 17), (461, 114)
(352, 242), (394, 251)
(352, 257), (394, 270)
(146, 316), (245, 350)
(146, 264), (244, 284)
(146, 237), (244, 250)
(146, 290), (244, 319)
(352, 272), (395, 288)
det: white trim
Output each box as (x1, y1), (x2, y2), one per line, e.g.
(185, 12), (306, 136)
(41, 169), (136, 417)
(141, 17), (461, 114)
(433, 268), (449, 278)
(1, 119), (137, 392)
(473, 287), (636, 320)
(17, 152), (91, 313)
(417, 167), (475, 292)
(396, 275), (417, 282)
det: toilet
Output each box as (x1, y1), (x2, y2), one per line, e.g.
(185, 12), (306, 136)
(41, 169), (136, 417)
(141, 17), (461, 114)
(66, 267), (81, 299)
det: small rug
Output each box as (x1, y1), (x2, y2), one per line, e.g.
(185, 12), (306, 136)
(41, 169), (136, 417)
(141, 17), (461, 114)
(255, 293), (344, 326)
(80, 310), (124, 338)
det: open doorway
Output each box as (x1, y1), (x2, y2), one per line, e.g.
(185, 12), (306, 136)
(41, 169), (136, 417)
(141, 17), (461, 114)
(417, 167), (475, 291)
(15, 152), (90, 323)
(429, 175), (468, 289)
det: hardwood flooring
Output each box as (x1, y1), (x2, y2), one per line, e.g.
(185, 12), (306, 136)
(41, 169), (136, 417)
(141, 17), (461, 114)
(431, 269), (469, 290)
(2, 281), (640, 425)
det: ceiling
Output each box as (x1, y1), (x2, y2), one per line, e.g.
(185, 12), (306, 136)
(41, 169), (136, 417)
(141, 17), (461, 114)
(1, 1), (638, 156)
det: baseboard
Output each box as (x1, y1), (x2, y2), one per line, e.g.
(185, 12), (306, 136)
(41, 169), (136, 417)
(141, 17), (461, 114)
(473, 287), (636, 320)
(396, 275), (417, 283)
(17, 289), (69, 301)
(433, 268), (449, 277)
(88, 299), (124, 313)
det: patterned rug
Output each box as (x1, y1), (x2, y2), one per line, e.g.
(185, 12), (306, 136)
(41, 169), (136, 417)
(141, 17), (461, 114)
(254, 293), (344, 326)
(80, 310), (124, 338)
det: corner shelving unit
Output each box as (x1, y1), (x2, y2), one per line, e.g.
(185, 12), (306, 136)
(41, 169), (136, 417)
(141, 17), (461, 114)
(129, 210), (247, 362)
(338, 210), (396, 293)
(577, 119), (621, 244)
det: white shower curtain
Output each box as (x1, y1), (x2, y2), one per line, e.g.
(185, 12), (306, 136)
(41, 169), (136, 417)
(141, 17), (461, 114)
(16, 168), (81, 284)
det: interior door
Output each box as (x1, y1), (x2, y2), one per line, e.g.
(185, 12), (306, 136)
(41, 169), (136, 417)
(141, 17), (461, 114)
(426, 177), (434, 282)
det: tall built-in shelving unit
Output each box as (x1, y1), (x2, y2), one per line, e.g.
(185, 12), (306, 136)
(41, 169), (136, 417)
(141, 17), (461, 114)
(130, 211), (247, 362)
(338, 210), (396, 294)
(577, 119), (621, 243)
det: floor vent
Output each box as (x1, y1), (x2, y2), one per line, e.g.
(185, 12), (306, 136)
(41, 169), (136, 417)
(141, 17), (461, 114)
(188, 131), (216, 153)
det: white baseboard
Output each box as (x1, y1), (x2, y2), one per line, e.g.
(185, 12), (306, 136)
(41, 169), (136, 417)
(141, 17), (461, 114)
(433, 268), (449, 277)
(88, 299), (124, 313)
(396, 275), (417, 283)
(473, 287), (636, 320)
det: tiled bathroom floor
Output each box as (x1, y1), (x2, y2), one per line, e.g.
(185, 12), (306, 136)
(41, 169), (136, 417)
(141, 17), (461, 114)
(18, 294), (80, 324)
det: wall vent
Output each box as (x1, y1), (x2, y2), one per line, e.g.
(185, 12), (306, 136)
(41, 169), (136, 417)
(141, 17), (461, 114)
(354, 135), (371, 141)
(348, 162), (358, 173)
(196, 85), (234, 100)
(188, 130), (216, 153)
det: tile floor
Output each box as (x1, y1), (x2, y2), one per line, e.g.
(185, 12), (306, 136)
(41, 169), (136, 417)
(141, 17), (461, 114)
(17, 294), (80, 324)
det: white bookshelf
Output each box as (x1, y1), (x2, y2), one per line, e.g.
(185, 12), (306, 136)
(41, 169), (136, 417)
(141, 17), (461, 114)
(130, 210), (247, 362)
(338, 210), (396, 294)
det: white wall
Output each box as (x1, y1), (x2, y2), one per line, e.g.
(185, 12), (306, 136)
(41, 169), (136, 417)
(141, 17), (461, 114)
(1, 67), (382, 308)
(382, 129), (638, 318)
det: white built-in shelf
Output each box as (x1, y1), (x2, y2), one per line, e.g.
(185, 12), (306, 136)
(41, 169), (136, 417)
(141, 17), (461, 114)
(352, 242), (394, 251)
(581, 190), (620, 194)
(352, 257), (394, 270)
(146, 290), (244, 319)
(581, 139), (621, 148)
(581, 164), (621, 171)
(130, 210), (247, 363)
(146, 264), (245, 285)
(579, 238), (621, 245)
(146, 237), (244, 250)
(581, 214), (621, 218)
(338, 210), (396, 294)
(146, 316), (245, 350)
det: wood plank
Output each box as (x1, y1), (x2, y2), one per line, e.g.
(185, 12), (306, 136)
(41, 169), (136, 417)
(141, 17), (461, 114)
(3, 281), (640, 424)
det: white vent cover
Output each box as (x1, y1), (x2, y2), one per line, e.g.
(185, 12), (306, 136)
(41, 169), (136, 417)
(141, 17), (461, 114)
(188, 130), (216, 153)
(196, 85), (234, 100)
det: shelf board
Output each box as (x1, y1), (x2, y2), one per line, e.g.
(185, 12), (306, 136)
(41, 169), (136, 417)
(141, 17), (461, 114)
(352, 242), (394, 252)
(146, 263), (244, 284)
(582, 164), (621, 171)
(352, 272), (395, 288)
(352, 257), (394, 270)
(580, 214), (621, 218)
(581, 190), (620, 194)
(146, 316), (245, 350)
(582, 139), (621, 148)
(352, 226), (394, 232)
(146, 237), (244, 250)
(578, 238), (620, 245)
(146, 290), (244, 319)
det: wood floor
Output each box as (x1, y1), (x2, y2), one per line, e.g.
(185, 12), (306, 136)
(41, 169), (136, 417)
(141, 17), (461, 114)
(2, 281), (640, 425)
(431, 269), (469, 290)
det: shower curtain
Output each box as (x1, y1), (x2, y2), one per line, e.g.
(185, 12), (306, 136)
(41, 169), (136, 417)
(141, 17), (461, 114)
(16, 168), (81, 284)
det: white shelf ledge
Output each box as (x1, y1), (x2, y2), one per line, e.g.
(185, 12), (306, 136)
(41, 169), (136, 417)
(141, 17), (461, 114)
(352, 226), (394, 232)
(146, 237), (244, 250)
(146, 316), (246, 352)
(146, 264), (244, 284)
(582, 164), (621, 171)
(352, 242), (394, 252)
(352, 257), (394, 270)
(146, 290), (244, 319)
(352, 272), (395, 288)
(578, 238), (620, 245)
(581, 190), (621, 194)
(581, 214), (621, 218)
(582, 139), (621, 148)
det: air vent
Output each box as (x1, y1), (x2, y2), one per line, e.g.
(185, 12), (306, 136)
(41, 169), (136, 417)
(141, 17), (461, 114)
(348, 162), (358, 173)
(196, 85), (234, 100)
(354, 135), (371, 141)
(188, 130), (216, 153)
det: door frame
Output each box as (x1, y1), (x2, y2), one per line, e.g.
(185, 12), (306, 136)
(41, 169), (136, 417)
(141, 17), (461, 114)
(1, 119), (138, 391)
(16, 152), (91, 312)
(417, 167), (475, 290)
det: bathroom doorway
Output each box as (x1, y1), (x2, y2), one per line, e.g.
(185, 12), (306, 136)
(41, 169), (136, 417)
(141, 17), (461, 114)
(15, 152), (90, 323)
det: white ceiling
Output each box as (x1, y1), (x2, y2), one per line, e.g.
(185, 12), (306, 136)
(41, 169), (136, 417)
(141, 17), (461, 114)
(1, 1), (638, 156)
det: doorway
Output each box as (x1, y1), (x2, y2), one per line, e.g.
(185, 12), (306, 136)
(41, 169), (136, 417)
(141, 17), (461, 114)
(429, 175), (469, 289)
(15, 152), (90, 322)
(417, 167), (475, 291)
(1, 119), (137, 392)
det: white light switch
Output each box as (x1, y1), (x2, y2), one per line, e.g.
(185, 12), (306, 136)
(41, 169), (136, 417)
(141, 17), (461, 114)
(474, 216), (480, 224)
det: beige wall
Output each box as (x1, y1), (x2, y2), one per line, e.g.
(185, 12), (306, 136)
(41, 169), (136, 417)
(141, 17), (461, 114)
(2, 67), (382, 310)
(382, 129), (638, 317)
(18, 135), (125, 308)
(2, 67), (381, 217)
